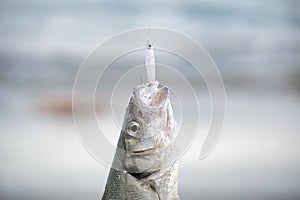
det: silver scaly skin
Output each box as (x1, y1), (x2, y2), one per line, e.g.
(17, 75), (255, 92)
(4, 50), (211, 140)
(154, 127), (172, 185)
(102, 82), (180, 200)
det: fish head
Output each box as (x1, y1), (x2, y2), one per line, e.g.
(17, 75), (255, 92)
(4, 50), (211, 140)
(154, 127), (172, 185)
(117, 82), (177, 174)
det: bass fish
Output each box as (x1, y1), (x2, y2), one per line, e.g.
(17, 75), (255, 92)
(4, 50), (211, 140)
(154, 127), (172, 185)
(102, 81), (180, 200)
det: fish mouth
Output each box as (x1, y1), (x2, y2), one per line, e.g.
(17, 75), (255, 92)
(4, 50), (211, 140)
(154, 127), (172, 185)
(134, 82), (169, 108)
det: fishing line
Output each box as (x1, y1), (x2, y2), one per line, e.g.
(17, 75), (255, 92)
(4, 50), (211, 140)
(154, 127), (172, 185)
(145, 0), (156, 83)
(147, 0), (153, 37)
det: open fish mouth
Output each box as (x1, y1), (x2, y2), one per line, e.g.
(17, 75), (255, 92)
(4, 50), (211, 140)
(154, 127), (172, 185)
(134, 82), (169, 109)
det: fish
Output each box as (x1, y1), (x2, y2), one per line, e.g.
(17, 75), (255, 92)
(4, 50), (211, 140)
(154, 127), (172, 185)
(102, 81), (180, 200)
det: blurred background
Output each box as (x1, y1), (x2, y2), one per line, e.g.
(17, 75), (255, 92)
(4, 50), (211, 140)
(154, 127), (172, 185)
(1, 0), (300, 199)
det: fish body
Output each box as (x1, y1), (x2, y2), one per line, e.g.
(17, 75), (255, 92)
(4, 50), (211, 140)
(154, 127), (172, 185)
(102, 82), (180, 200)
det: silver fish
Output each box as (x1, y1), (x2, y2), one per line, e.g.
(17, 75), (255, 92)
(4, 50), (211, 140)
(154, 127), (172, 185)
(102, 81), (180, 200)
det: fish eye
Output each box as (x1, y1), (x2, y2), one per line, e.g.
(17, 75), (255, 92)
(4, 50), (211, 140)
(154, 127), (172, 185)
(127, 121), (140, 136)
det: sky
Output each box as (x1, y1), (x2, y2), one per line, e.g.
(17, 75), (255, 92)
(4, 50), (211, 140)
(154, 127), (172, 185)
(0, 0), (300, 199)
